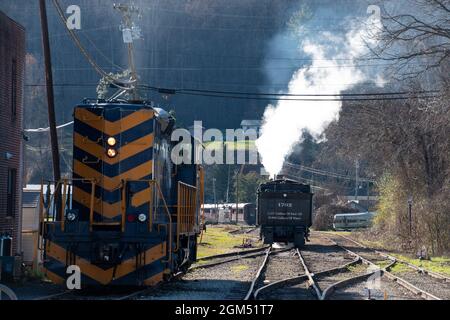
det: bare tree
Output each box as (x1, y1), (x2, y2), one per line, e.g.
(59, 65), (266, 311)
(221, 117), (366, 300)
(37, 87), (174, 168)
(321, 82), (450, 253)
(367, 0), (450, 80)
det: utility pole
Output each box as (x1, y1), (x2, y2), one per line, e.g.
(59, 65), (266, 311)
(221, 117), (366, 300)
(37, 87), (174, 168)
(408, 196), (413, 237)
(114, 3), (142, 100)
(354, 159), (360, 201)
(226, 165), (230, 203)
(212, 178), (217, 214)
(39, 0), (61, 218)
(366, 180), (370, 212)
(235, 164), (245, 223)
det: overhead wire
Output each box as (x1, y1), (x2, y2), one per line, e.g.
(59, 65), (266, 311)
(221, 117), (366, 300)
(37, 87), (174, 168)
(284, 161), (375, 183)
(138, 84), (440, 101)
(51, 0), (133, 91)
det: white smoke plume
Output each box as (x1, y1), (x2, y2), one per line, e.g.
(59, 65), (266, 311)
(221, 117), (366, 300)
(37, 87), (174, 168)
(256, 12), (382, 177)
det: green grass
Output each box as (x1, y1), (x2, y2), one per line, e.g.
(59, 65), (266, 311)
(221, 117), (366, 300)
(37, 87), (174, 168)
(347, 264), (367, 273)
(390, 254), (450, 276)
(230, 265), (250, 273)
(329, 231), (450, 276)
(389, 263), (411, 273)
(197, 225), (262, 259)
(318, 230), (450, 276)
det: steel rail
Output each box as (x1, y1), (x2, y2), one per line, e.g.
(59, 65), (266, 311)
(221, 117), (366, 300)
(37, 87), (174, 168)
(320, 258), (396, 300)
(253, 274), (310, 299)
(244, 247), (272, 300)
(191, 247), (290, 271)
(335, 233), (450, 283)
(35, 287), (153, 301)
(115, 288), (153, 300)
(296, 248), (322, 299)
(254, 256), (361, 299)
(323, 235), (441, 300)
(33, 290), (71, 300)
(197, 246), (270, 262)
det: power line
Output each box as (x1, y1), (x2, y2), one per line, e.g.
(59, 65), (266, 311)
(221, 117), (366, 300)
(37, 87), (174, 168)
(284, 162), (375, 183)
(138, 85), (440, 101)
(26, 82), (439, 98)
(25, 84), (98, 87)
(174, 88), (439, 98)
(24, 121), (74, 133)
(25, 82), (440, 101)
(51, 0), (132, 91)
(177, 92), (439, 102)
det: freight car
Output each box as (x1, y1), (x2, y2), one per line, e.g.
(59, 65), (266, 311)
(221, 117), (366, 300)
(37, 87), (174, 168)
(38, 100), (204, 287)
(257, 179), (313, 247)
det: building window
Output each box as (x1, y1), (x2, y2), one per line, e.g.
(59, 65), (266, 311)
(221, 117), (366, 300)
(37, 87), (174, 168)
(11, 59), (17, 120)
(7, 169), (17, 217)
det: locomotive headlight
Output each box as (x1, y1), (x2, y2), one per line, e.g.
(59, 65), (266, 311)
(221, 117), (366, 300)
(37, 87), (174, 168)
(67, 211), (77, 221)
(107, 137), (117, 147)
(138, 213), (147, 222)
(107, 148), (117, 158)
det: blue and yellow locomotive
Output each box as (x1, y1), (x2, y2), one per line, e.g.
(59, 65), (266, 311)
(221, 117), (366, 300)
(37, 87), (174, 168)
(39, 100), (204, 287)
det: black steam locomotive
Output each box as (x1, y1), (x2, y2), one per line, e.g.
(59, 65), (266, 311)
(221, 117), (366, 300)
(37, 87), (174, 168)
(257, 179), (313, 247)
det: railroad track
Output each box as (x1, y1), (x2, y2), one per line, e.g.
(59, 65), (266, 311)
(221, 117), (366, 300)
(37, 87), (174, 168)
(246, 244), (373, 300)
(34, 286), (160, 301)
(245, 247), (317, 300)
(190, 246), (277, 270)
(320, 233), (443, 300)
(334, 233), (450, 283)
(310, 239), (397, 300)
(245, 233), (436, 300)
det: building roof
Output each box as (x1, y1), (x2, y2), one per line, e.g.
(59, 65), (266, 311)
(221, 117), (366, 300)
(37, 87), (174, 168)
(24, 184), (55, 193)
(0, 10), (25, 31)
(22, 191), (40, 208)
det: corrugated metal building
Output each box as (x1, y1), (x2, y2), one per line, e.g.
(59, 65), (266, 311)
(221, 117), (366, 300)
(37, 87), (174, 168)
(0, 10), (25, 259)
(20, 185), (56, 267)
(22, 189), (41, 266)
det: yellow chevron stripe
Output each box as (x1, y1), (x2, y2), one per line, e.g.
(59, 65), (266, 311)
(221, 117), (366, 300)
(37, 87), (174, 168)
(72, 186), (121, 219)
(72, 186), (151, 219)
(143, 271), (164, 286)
(131, 187), (152, 208)
(43, 268), (65, 285)
(74, 108), (154, 136)
(73, 159), (153, 191)
(45, 241), (167, 285)
(74, 132), (154, 165)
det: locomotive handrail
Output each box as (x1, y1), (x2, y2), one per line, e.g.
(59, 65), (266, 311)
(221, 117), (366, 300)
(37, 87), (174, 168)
(121, 180), (127, 232)
(147, 181), (154, 232)
(175, 182), (197, 252)
(60, 179), (67, 231)
(153, 180), (173, 264)
(38, 178), (96, 229)
(89, 180), (96, 232)
(122, 179), (173, 264)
